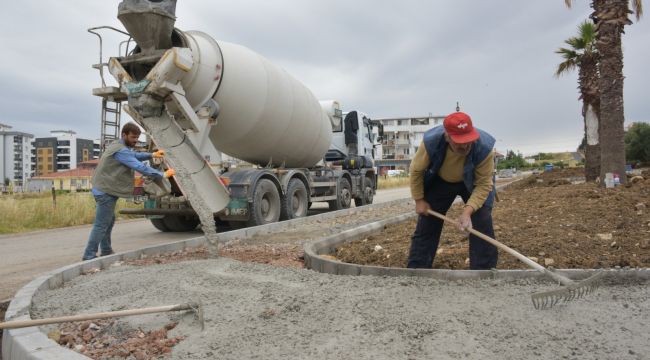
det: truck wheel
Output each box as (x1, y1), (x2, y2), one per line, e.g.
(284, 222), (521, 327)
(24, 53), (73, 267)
(354, 177), (375, 207)
(163, 215), (200, 232)
(150, 218), (170, 232)
(248, 179), (281, 226)
(281, 179), (308, 220)
(328, 178), (352, 210)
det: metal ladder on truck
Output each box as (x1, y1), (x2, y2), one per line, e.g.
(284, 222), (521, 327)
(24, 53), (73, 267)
(88, 27), (132, 154)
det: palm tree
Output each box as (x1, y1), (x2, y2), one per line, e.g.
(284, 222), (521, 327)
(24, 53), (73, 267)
(565, 0), (643, 184)
(555, 20), (600, 181)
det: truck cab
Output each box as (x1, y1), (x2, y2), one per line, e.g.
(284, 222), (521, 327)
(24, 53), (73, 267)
(321, 101), (383, 165)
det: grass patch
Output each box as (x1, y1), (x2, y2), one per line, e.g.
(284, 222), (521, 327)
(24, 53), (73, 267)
(0, 193), (143, 234)
(377, 176), (410, 190)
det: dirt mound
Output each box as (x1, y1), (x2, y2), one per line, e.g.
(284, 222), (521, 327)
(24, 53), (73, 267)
(337, 168), (650, 269)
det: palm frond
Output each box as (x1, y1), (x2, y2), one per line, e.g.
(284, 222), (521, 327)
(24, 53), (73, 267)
(632, 0), (643, 20)
(556, 60), (578, 77)
(565, 36), (585, 50)
(578, 21), (596, 43)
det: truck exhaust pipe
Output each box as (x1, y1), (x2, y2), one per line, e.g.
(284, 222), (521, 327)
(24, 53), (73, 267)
(117, 0), (177, 54)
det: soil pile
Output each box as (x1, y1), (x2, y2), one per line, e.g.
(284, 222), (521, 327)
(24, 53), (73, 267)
(337, 168), (650, 269)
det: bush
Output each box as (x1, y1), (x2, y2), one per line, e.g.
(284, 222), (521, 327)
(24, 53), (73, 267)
(625, 122), (650, 163)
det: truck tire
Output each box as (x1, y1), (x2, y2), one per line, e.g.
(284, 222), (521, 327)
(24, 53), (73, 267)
(248, 178), (281, 226)
(280, 178), (308, 220)
(162, 215), (200, 232)
(328, 177), (352, 210)
(354, 177), (374, 207)
(150, 218), (170, 232)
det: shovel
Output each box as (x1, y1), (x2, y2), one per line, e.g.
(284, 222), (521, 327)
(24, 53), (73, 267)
(0, 302), (204, 330)
(427, 209), (603, 309)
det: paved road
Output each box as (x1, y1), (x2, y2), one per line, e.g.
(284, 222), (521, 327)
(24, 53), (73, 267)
(0, 187), (411, 301)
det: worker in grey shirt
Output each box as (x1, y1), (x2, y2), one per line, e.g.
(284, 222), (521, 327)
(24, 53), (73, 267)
(82, 122), (175, 261)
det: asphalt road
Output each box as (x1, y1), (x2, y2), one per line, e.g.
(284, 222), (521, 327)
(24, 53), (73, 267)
(0, 186), (411, 301)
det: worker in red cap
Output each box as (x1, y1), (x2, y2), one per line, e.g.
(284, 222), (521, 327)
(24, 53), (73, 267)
(407, 111), (497, 269)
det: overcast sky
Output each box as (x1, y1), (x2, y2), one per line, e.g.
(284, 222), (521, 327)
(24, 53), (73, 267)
(1, 1), (648, 155)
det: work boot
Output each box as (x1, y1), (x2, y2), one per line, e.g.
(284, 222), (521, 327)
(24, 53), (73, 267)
(100, 250), (115, 257)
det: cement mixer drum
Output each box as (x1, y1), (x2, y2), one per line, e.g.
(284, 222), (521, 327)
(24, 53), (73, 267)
(177, 30), (332, 169)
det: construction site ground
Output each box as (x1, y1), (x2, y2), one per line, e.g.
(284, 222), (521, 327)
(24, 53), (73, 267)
(24, 169), (650, 359)
(337, 168), (650, 270)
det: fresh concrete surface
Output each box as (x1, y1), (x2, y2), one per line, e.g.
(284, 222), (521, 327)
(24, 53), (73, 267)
(32, 259), (650, 360)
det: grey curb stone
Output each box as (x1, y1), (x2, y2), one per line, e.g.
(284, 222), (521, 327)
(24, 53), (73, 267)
(303, 213), (650, 282)
(2, 199), (409, 360)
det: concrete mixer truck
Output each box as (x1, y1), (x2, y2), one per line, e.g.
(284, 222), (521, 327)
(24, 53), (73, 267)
(91, 0), (383, 232)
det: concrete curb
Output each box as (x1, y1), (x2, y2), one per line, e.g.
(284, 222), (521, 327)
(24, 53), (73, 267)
(1, 199), (409, 360)
(304, 213), (650, 281)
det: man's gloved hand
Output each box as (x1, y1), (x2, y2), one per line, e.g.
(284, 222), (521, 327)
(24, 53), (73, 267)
(152, 149), (165, 158)
(163, 169), (176, 178)
(415, 199), (431, 215)
(457, 205), (474, 232)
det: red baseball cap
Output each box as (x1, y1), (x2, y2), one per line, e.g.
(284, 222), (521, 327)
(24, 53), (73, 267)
(443, 112), (480, 144)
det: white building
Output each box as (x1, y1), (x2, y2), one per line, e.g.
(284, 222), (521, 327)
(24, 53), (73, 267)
(373, 115), (444, 172)
(0, 123), (34, 188)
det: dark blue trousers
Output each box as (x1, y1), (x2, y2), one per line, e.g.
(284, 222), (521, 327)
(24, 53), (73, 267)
(407, 176), (498, 270)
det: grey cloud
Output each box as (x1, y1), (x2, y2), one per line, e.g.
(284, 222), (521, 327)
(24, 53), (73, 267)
(0, 1), (647, 154)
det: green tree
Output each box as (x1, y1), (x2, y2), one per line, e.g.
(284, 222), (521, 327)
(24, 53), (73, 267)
(555, 20), (600, 181)
(3, 178), (9, 187)
(565, 0), (643, 185)
(535, 152), (555, 161)
(497, 151), (527, 170)
(625, 122), (650, 163)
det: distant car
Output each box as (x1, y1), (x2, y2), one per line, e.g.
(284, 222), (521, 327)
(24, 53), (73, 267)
(532, 169), (540, 175)
(498, 169), (514, 178)
(386, 169), (405, 177)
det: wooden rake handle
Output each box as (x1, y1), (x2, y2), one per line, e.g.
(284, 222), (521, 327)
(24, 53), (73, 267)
(0, 303), (199, 330)
(426, 209), (545, 272)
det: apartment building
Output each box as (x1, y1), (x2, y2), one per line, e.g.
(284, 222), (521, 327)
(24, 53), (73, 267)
(0, 123), (34, 187)
(32, 130), (95, 176)
(373, 115), (444, 172)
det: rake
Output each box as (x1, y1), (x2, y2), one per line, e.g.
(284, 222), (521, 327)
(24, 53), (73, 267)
(427, 209), (603, 309)
(0, 302), (204, 330)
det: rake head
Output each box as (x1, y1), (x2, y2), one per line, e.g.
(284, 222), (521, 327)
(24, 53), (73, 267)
(531, 271), (605, 310)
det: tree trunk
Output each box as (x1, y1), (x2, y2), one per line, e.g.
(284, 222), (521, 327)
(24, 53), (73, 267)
(579, 56), (601, 182)
(593, 0), (628, 184)
(584, 103), (601, 181)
